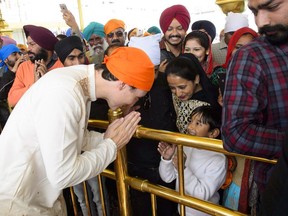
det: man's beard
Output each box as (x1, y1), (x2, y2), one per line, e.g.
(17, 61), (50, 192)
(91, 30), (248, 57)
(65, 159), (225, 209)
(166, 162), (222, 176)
(29, 48), (49, 63)
(259, 24), (288, 45)
(6, 58), (16, 68)
(91, 44), (104, 55)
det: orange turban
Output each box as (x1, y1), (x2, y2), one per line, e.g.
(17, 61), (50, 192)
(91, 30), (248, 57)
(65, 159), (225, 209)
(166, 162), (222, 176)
(103, 47), (154, 91)
(104, 19), (126, 35)
(159, 4), (190, 33)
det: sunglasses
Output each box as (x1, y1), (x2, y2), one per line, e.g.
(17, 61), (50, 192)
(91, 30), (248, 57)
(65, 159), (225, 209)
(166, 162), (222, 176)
(107, 31), (124, 39)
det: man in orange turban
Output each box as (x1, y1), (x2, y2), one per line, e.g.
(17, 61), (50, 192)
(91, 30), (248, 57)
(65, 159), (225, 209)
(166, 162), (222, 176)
(0, 47), (154, 215)
(104, 19), (127, 46)
(103, 46), (154, 92)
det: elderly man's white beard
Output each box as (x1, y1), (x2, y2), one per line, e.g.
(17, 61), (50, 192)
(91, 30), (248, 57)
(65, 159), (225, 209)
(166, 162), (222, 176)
(92, 44), (104, 54)
(88, 40), (108, 56)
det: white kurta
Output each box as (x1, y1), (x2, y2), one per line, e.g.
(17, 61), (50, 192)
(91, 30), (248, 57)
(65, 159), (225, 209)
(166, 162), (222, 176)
(0, 64), (117, 215)
(159, 147), (227, 216)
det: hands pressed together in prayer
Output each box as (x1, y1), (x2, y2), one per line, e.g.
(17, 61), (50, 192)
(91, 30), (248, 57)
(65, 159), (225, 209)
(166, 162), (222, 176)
(104, 111), (141, 150)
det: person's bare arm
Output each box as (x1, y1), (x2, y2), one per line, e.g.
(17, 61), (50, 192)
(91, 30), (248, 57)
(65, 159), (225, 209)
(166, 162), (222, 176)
(62, 10), (82, 39)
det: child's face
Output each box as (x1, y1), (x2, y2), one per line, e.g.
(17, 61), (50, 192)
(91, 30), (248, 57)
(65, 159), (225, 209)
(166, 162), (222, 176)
(187, 113), (211, 137)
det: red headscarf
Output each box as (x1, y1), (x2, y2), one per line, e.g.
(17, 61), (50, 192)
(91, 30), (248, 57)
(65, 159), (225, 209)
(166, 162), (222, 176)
(184, 30), (214, 75)
(159, 4), (191, 33)
(223, 27), (258, 69)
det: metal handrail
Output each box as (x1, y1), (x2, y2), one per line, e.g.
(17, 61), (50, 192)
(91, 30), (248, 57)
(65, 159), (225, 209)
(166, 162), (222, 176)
(68, 118), (276, 216)
(88, 119), (276, 164)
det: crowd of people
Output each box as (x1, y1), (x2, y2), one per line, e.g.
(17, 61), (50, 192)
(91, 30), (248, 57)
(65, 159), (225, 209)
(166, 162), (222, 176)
(0, 0), (288, 215)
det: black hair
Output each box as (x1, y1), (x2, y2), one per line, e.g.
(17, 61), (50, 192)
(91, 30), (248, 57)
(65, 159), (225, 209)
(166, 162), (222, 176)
(95, 63), (136, 90)
(166, 53), (219, 102)
(56, 34), (68, 40)
(184, 30), (210, 53)
(165, 54), (199, 82)
(94, 64), (118, 81)
(190, 105), (221, 138)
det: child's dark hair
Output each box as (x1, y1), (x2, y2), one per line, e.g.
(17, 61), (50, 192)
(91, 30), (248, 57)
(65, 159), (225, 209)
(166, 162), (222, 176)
(190, 105), (222, 138)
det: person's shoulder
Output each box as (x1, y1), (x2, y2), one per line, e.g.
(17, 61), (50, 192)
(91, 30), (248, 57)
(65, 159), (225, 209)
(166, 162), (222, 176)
(193, 147), (226, 160)
(19, 60), (33, 67)
(16, 60), (33, 73)
(231, 36), (270, 60)
(212, 38), (227, 49)
(211, 41), (220, 49)
(242, 36), (271, 51)
(50, 59), (64, 70)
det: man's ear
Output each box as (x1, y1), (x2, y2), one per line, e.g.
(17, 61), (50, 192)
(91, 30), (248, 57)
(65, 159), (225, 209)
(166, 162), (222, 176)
(208, 128), (220, 139)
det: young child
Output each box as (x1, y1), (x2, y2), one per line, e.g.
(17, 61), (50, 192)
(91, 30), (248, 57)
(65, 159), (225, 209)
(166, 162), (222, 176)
(158, 105), (227, 216)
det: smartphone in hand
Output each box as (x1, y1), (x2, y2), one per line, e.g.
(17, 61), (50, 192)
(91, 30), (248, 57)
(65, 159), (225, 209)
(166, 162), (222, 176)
(59, 3), (68, 13)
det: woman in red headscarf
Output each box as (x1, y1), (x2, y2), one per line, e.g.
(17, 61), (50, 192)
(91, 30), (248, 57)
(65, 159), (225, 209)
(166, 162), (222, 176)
(183, 30), (217, 77)
(210, 27), (258, 101)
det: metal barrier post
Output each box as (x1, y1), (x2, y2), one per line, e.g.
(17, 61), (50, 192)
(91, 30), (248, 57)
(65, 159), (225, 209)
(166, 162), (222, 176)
(108, 108), (132, 216)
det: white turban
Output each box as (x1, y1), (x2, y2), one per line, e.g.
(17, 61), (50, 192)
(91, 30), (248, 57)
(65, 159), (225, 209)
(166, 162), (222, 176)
(128, 33), (161, 66)
(224, 12), (249, 33)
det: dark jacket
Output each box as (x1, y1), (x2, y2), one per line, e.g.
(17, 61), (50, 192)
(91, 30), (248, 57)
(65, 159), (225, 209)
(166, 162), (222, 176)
(259, 132), (288, 216)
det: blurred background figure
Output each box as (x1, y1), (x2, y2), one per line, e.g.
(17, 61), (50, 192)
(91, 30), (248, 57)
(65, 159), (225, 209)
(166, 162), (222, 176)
(0, 44), (26, 129)
(0, 36), (16, 49)
(83, 21), (107, 64)
(126, 27), (143, 45)
(212, 12), (249, 65)
(147, 26), (161, 35)
(17, 44), (29, 61)
(191, 20), (217, 43)
(104, 19), (127, 47)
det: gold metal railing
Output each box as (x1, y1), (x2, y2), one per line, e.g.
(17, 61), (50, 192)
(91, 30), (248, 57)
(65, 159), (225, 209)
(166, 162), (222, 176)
(69, 118), (276, 216)
(89, 119), (276, 165)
